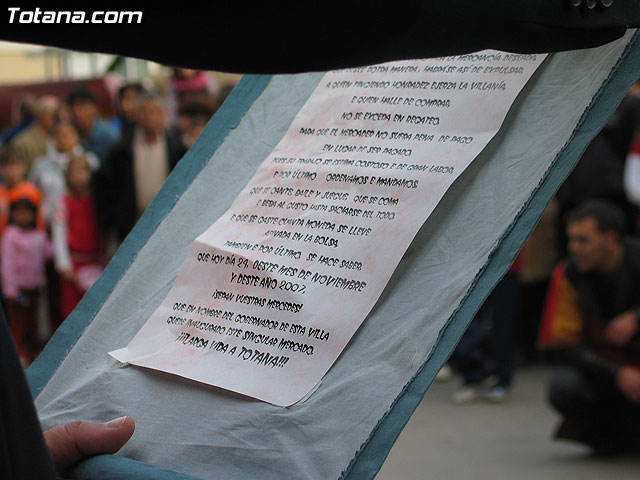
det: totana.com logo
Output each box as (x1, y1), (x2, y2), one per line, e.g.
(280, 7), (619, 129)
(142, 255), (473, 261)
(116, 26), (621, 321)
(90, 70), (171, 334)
(7, 7), (142, 24)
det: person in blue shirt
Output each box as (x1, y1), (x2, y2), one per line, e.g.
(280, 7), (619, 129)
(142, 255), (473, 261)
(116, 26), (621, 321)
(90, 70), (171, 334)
(66, 88), (119, 166)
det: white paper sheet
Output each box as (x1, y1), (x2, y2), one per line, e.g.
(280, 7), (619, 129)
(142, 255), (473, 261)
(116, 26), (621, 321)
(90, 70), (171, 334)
(110, 51), (545, 406)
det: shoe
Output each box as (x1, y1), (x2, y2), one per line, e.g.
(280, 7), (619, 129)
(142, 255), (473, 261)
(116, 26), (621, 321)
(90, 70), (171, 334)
(434, 364), (453, 382)
(484, 385), (509, 403)
(452, 384), (480, 405)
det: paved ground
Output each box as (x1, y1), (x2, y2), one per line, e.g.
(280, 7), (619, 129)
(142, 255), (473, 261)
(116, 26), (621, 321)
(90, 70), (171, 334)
(377, 365), (640, 479)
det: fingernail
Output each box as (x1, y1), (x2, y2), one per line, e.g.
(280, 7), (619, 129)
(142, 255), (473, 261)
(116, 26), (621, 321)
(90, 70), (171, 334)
(104, 416), (128, 428)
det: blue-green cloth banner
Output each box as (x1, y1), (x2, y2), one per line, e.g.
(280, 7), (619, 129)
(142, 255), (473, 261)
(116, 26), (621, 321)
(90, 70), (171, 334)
(28, 31), (640, 479)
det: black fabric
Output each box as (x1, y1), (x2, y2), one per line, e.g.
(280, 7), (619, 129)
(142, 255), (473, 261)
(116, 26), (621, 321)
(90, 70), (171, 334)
(1, 1), (639, 72)
(0, 305), (57, 479)
(93, 131), (187, 241)
(558, 346), (622, 381)
(549, 366), (640, 450)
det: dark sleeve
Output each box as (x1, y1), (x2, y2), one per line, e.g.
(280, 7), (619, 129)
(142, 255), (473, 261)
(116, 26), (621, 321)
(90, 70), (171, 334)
(0, 306), (58, 479)
(167, 135), (187, 171)
(555, 346), (621, 382)
(2, 1), (639, 73)
(92, 153), (114, 234)
(92, 141), (128, 234)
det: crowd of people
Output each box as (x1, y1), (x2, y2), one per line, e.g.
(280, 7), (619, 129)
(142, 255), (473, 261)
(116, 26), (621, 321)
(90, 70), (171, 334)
(0, 69), (227, 365)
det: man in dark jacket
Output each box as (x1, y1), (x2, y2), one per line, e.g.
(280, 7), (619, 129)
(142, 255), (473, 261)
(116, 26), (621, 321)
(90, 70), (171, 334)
(94, 93), (186, 242)
(544, 200), (640, 452)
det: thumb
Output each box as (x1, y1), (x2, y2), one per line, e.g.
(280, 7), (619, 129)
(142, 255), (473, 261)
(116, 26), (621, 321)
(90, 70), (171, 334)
(43, 416), (135, 473)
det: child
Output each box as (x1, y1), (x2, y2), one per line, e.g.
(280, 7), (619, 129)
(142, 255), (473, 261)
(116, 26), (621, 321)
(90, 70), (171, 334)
(52, 154), (102, 319)
(1, 190), (51, 364)
(0, 146), (45, 235)
(29, 121), (100, 228)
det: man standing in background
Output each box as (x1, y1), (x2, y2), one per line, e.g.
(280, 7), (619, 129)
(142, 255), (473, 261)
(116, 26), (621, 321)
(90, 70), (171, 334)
(94, 93), (186, 243)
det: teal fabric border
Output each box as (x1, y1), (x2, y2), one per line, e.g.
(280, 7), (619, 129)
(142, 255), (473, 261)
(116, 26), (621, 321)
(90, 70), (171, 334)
(341, 31), (640, 480)
(27, 74), (272, 397)
(71, 455), (196, 480)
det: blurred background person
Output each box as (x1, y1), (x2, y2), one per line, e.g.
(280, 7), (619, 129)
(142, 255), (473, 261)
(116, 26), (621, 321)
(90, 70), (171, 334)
(114, 82), (145, 137)
(540, 200), (640, 453)
(450, 256), (522, 404)
(94, 92), (186, 244)
(517, 201), (560, 364)
(167, 68), (219, 125)
(624, 134), (640, 217)
(174, 99), (217, 148)
(622, 78), (640, 225)
(11, 95), (59, 175)
(29, 121), (99, 229)
(1, 188), (50, 365)
(52, 154), (102, 319)
(67, 87), (119, 165)
(0, 95), (37, 147)
(185, 114), (210, 148)
(0, 146), (44, 235)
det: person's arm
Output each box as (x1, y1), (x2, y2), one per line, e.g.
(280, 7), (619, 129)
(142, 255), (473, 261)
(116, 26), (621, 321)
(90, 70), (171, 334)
(0, 229), (20, 300)
(616, 366), (640, 403)
(559, 345), (622, 381)
(0, 305), (57, 479)
(0, 303), (135, 478)
(85, 150), (100, 171)
(624, 138), (640, 207)
(604, 309), (639, 345)
(52, 199), (73, 279)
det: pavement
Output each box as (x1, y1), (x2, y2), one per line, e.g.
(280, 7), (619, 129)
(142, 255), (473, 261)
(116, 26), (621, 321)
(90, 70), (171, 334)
(377, 365), (640, 479)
